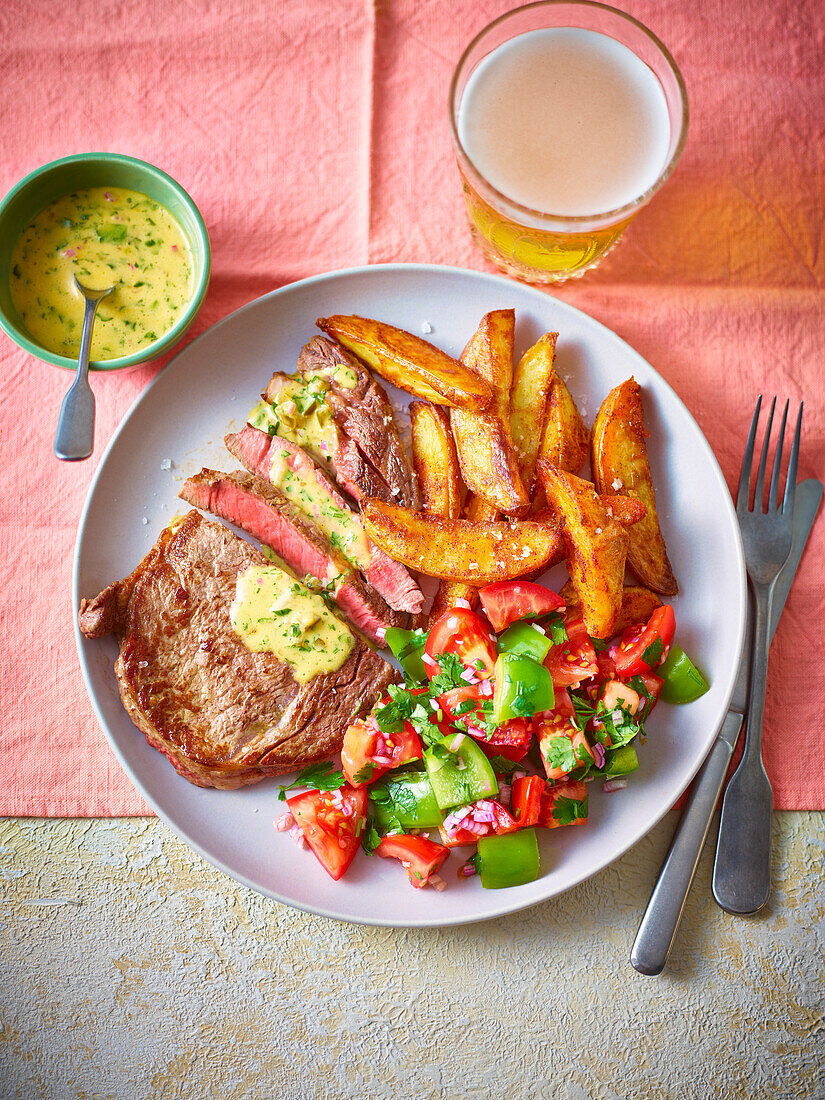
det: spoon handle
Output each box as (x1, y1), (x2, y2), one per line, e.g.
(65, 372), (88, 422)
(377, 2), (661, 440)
(54, 294), (100, 461)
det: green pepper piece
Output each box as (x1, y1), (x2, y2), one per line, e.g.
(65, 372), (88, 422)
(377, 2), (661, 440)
(658, 644), (710, 704)
(383, 626), (428, 683)
(492, 653), (555, 724)
(424, 734), (498, 811)
(497, 621), (554, 663)
(604, 743), (639, 778)
(371, 771), (444, 829)
(476, 828), (540, 889)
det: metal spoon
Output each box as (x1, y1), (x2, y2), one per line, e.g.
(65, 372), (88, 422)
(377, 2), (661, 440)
(54, 278), (114, 461)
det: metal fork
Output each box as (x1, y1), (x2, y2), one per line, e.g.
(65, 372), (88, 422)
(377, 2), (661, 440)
(712, 396), (802, 914)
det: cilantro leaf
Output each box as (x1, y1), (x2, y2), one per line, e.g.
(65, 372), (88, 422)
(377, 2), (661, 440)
(277, 761), (344, 800)
(641, 637), (664, 667)
(569, 692), (597, 732)
(352, 763), (376, 785)
(428, 652), (467, 695)
(543, 736), (578, 774)
(543, 612), (568, 646)
(552, 793), (589, 826)
(360, 817), (383, 853)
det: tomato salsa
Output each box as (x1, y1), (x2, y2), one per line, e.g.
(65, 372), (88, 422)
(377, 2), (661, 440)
(274, 580), (709, 890)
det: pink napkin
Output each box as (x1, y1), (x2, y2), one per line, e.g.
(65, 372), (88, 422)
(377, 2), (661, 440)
(1, 0), (822, 815)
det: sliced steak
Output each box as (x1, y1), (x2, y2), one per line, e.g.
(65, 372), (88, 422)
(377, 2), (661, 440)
(180, 468), (408, 642)
(225, 425), (424, 614)
(261, 372), (391, 504)
(297, 335), (420, 509)
(78, 512), (395, 790)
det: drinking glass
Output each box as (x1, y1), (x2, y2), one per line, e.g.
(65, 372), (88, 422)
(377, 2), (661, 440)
(448, 1), (688, 284)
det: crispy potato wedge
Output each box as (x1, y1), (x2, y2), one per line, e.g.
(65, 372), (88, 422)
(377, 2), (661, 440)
(450, 410), (528, 515)
(361, 500), (561, 584)
(459, 308), (515, 422)
(560, 581), (663, 635)
(539, 373), (590, 475)
(449, 311), (528, 515)
(410, 402), (461, 519)
(591, 378), (677, 595)
(428, 580), (479, 622)
(538, 461), (629, 639)
(428, 492), (499, 621)
(316, 315), (492, 412)
(599, 493), (647, 527)
(510, 332), (558, 494)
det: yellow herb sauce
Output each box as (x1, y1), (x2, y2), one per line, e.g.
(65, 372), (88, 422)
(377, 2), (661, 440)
(230, 565), (353, 684)
(10, 186), (192, 359)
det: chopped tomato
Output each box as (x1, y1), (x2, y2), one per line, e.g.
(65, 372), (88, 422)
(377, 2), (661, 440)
(287, 785), (367, 881)
(480, 716), (533, 748)
(425, 607), (497, 680)
(535, 691), (591, 780)
(478, 580), (565, 633)
(537, 780), (588, 829)
(438, 800), (520, 847)
(478, 740), (531, 765)
(635, 671), (663, 720)
(341, 719), (422, 787)
(596, 650), (617, 683)
(438, 684), (487, 732)
(599, 679), (642, 716)
(610, 605), (675, 678)
(544, 615), (598, 687)
(375, 834), (449, 888)
(511, 775), (545, 827)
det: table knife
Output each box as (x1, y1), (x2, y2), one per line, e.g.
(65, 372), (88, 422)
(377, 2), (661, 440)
(630, 478), (822, 975)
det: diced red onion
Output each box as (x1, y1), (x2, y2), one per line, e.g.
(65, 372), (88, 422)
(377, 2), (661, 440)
(454, 598), (472, 610)
(602, 778), (628, 793)
(372, 755), (393, 766)
(592, 743), (606, 768)
(459, 861), (477, 878)
(429, 873), (447, 891)
(462, 818), (489, 835)
(289, 824), (307, 847)
(274, 811), (294, 831)
(498, 782), (511, 807)
(460, 667), (479, 684)
(512, 770), (527, 782)
(479, 679), (493, 697)
(423, 652), (439, 671)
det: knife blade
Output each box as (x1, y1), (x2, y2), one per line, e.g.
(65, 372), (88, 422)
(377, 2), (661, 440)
(630, 478), (822, 975)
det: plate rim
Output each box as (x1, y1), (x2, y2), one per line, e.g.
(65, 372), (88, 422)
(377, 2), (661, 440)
(72, 261), (747, 927)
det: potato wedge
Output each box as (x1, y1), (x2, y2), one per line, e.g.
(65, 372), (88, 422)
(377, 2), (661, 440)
(539, 373), (590, 475)
(591, 378), (677, 595)
(449, 312), (527, 514)
(538, 461), (629, 639)
(599, 493), (647, 527)
(316, 315), (492, 412)
(410, 402), (461, 519)
(510, 332), (558, 494)
(362, 500), (560, 584)
(560, 581), (663, 635)
(428, 492), (499, 622)
(459, 308), (514, 421)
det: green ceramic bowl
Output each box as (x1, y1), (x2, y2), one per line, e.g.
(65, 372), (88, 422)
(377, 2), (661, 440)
(0, 152), (210, 371)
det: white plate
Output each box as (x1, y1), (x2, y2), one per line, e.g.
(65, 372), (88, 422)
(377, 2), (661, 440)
(74, 263), (746, 927)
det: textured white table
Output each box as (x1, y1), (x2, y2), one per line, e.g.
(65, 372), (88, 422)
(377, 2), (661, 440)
(1, 812), (823, 1100)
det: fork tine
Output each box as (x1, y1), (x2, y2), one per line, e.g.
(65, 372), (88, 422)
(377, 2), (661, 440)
(737, 395), (762, 511)
(767, 400), (789, 511)
(782, 402), (803, 515)
(753, 397), (776, 513)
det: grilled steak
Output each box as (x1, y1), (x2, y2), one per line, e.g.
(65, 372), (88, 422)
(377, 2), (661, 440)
(297, 336), (420, 509)
(261, 372), (390, 505)
(180, 468), (408, 642)
(78, 512), (395, 790)
(225, 425), (424, 614)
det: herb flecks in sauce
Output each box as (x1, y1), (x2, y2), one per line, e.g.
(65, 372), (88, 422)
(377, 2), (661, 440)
(9, 186), (193, 359)
(230, 565), (353, 684)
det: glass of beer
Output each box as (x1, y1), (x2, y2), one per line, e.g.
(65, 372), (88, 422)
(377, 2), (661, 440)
(449, 1), (688, 284)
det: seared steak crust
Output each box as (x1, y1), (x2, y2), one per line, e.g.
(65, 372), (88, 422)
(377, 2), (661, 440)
(78, 512), (395, 789)
(297, 336), (420, 509)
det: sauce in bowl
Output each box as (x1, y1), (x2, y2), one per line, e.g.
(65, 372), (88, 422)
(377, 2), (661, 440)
(9, 186), (193, 359)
